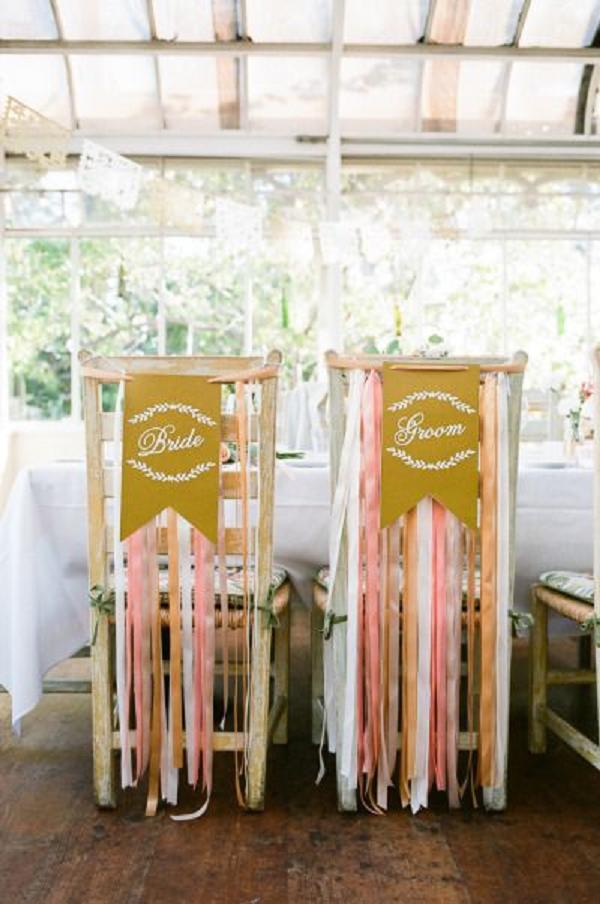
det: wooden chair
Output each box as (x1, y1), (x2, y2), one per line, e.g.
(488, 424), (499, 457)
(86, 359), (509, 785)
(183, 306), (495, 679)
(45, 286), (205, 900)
(529, 346), (600, 769)
(312, 350), (527, 812)
(81, 350), (290, 811)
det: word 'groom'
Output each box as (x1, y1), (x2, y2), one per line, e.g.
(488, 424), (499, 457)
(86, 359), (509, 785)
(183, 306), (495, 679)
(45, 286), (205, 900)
(395, 411), (466, 447)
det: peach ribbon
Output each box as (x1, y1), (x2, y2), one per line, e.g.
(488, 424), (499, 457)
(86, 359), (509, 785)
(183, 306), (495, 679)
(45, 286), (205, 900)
(386, 519), (401, 786)
(445, 512), (463, 808)
(126, 529), (146, 780)
(400, 507), (418, 808)
(145, 518), (163, 816)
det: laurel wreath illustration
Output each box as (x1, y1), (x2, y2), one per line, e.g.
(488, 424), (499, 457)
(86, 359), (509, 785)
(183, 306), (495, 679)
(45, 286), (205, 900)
(386, 447), (476, 471)
(126, 458), (216, 483)
(387, 390), (475, 415)
(128, 402), (216, 427)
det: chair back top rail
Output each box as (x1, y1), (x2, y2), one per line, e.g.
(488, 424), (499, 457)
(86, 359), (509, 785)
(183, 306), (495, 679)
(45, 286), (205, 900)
(79, 350), (280, 383)
(325, 350), (527, 375)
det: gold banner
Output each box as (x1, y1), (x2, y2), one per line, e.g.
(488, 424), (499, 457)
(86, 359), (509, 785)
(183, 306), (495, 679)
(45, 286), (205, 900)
(120, 375), (221, 541)
(381, 364), (480, 529)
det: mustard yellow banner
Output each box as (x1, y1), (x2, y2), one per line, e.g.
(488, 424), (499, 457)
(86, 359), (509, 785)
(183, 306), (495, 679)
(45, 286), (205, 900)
(381, 364), (480, 529)
(120, 374), (221, 542)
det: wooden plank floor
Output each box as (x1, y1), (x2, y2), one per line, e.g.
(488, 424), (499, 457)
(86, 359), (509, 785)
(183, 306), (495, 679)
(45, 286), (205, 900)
(2, 607), (600, 903)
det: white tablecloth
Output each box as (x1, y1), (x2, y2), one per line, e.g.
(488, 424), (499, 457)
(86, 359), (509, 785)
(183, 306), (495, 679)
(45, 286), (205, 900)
(0, 460), (592, 724)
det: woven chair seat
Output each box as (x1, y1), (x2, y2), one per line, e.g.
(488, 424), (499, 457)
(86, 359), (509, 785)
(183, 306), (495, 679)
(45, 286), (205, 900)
(533, 583), (593, 624)
(120, 567), (289, 628)
(539, 570), (594, 604)
(314, 565), (480, 611)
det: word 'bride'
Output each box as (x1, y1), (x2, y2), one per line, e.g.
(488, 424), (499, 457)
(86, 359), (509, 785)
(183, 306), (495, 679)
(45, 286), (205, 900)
(395, 411), (466, 447)
(138, 424), (205, 457)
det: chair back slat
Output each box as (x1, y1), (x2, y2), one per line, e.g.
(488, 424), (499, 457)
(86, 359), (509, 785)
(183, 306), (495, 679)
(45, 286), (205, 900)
(104, 525), (254, 556)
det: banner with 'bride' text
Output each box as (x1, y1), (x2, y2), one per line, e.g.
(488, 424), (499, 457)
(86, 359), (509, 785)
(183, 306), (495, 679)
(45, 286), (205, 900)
(120, 374), (221, 541)
(381, 363), (480, 529)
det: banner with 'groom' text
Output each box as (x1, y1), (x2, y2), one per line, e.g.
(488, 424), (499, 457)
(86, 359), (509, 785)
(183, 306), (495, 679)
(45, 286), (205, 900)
(120, 374), (221, 541)
(381, 364), (480, 529)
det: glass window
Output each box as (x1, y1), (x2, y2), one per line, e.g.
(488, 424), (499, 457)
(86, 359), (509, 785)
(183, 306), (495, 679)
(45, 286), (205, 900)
(506, 240), (588, 390)
(152, 0), (214, 40)
(503, 63), (582, 136)
(464, 0), (522, 45)
(56, 0), (150, 40)
(80, 238), (160, 356)
(0, 54), (71, 127)
(159, 57), (221, 129)
(246, 0), (332, 41)
(519, 0), (600, 48)
(344, 0), (428, 44)
(421, 60), (505, 133)
(0, 0), (57, 39)
(70, 55), (160, 129)
(247, 57), (328, 132)
(163, 237), (245, 356)
(6, 238), (71, 419)
(340, 58), (419, 133)
(252, 257), (319, 382)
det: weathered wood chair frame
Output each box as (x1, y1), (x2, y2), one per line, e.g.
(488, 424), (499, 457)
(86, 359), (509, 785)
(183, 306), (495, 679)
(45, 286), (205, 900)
(529, 345), (600, 768)
(312, 350), (527, 812)
(81, 349), (290, 811)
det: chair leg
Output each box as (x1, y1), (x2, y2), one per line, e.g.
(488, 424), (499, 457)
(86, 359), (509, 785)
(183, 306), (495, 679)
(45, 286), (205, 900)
(528, 589), (548, 754)
(246, 616), (273, 811)
(311, 600), (324, 745)
(91, 613), (117, 808)
(272, 603), (289, 745)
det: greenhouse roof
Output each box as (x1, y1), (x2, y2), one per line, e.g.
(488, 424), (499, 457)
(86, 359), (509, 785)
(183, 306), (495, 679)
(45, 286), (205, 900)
(2, 1), (600, 158)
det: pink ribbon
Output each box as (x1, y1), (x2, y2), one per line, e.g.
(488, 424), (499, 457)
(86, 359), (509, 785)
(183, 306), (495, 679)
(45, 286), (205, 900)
(192, 530), (216, 800)
(126, 528), (145, 781)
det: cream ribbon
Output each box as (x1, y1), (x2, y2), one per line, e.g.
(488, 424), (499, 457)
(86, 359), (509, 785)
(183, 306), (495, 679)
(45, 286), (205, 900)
(494, 374), (510, 787)
(113, 379), (133, 787)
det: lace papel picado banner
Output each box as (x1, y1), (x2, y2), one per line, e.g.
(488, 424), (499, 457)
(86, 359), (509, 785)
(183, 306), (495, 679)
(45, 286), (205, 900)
(120, 375), (221, 541)
(78, 139), (143, 211)
(381, 364), (480, 529)
(1, 96), (70, 167)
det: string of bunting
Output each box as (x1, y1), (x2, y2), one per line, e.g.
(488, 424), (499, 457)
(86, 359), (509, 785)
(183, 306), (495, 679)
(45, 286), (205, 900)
(0, 93), (437, 258)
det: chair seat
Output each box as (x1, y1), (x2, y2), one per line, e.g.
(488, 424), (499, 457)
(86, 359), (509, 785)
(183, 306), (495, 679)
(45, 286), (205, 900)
(539, 570), (594, 604)
(314, 564), (479, 608)
(534, 581), (594, 625)
(125, 565), (289, 608)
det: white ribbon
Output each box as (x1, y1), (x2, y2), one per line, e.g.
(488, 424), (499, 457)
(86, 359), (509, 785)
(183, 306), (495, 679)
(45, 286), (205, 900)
(178, 515), (196, 782)
(317, 370), (363, 782)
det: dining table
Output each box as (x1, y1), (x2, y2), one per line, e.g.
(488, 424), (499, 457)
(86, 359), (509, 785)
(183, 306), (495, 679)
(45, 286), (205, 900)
(0, 455), (592, 727)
